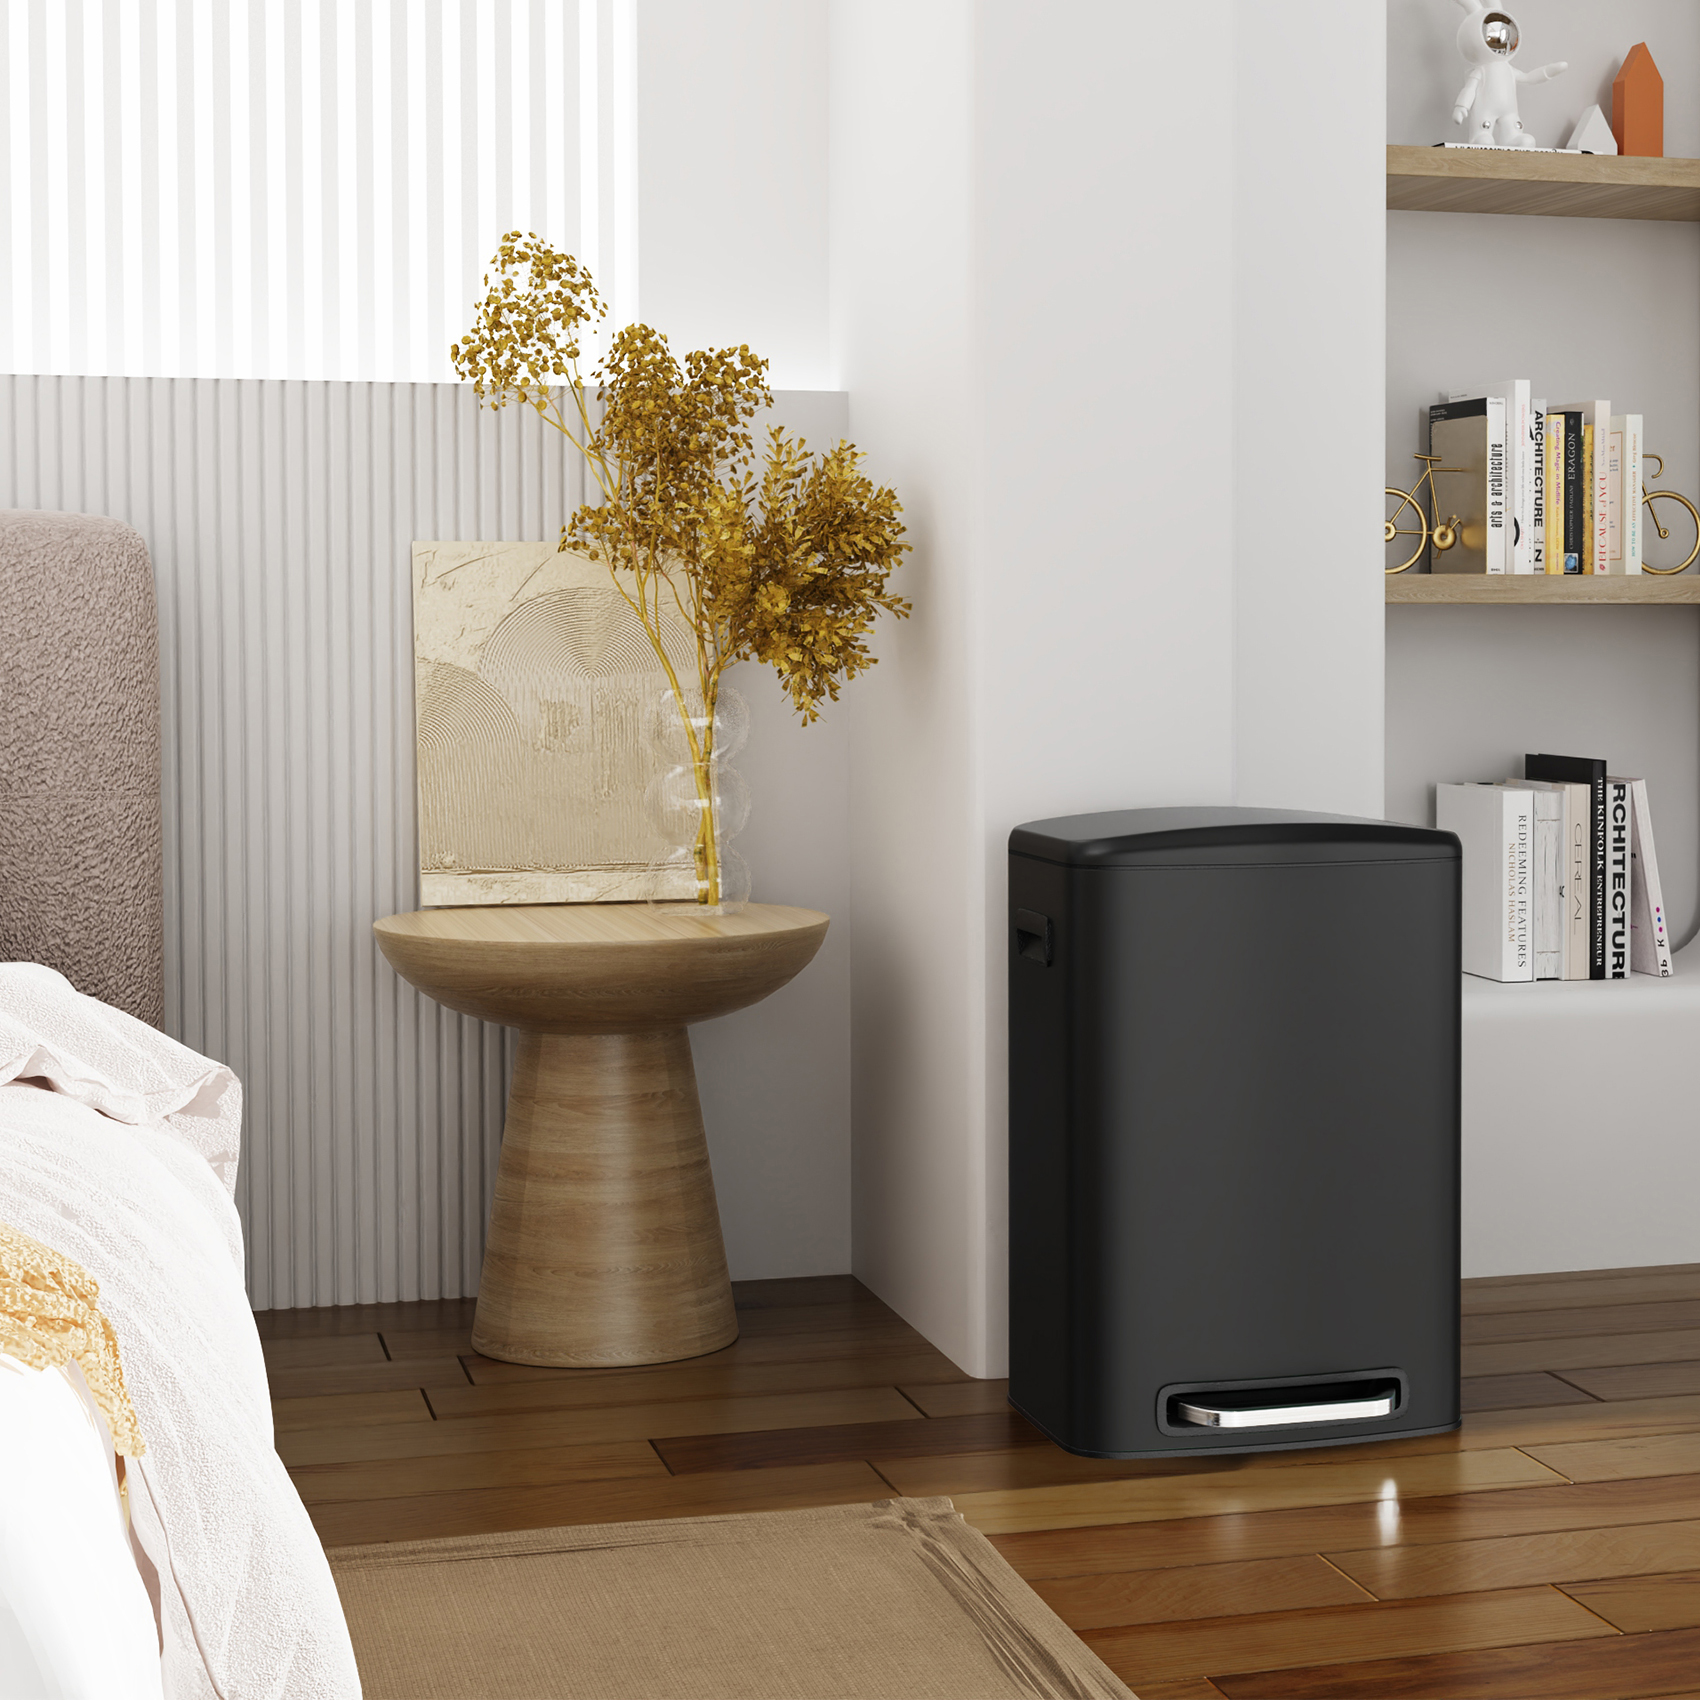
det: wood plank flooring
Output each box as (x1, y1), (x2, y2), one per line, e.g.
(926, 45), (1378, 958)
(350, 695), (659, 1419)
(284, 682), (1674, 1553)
(266, 1263), (1700, 1698)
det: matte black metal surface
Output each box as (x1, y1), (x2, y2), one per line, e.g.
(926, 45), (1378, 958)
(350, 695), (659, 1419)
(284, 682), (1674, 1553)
(1009, 805), (1457, 869)
(1008, 808), (1461, 1458)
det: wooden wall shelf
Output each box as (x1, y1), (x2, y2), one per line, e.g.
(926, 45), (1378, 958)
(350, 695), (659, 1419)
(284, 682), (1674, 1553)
(1387, 576), (1700, 605)
(1387, 145), (1700, 221)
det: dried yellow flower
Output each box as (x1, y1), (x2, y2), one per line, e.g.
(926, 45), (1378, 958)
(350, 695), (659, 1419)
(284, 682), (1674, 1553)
(454, 236), (911, 902)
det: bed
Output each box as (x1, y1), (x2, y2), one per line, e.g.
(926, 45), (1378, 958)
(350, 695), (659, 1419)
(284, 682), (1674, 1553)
(0, 510), (360, 1698)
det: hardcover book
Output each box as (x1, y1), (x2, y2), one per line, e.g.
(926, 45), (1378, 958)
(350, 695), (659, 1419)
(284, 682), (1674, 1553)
(1555, 410), (1584, 572)
(1506, 780), (1567, 980)
(1531, 402), (1547, 574)
(1437, 782), (1533, 981)
(1624, 777), (1672, 975)
(1428, 397), (1508, 574)
(1582, 425), (1594, 573)
(1555, 401), (1611, 573)
(1525, 754), (1607, 979)
(1544, 409), (1566, 574)
(1615, 414), (1644, 574)
(1447, 382), (1532, 572)
(1604, 778), (1633, 979)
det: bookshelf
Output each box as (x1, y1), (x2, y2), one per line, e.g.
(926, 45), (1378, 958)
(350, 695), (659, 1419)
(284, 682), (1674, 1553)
(1386, 149), (1700, 597)
(1387, 575), (1700, 604)
(1387, 145), (1700, 221)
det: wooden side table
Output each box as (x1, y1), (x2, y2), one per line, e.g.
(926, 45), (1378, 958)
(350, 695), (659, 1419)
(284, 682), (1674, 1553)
(374, 903), (828, 1368)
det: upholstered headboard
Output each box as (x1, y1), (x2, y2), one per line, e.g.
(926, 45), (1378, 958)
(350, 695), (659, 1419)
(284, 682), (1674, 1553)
(0, 510), (164, 1025)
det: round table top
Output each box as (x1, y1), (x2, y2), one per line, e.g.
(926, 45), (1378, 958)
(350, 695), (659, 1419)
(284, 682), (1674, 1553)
(373, 902), (829, 1034)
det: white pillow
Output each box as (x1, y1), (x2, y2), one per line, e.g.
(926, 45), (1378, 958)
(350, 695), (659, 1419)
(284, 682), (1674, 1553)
(0, 963), (240, 1194)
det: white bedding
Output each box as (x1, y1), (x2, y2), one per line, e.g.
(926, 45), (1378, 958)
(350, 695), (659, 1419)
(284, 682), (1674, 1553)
(0, 965), (360, 1699)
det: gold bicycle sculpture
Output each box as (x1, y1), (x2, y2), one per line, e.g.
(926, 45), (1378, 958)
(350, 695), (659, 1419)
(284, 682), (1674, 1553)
(1385, 451), (1700, 575)
(1384, 454), (1466, 574)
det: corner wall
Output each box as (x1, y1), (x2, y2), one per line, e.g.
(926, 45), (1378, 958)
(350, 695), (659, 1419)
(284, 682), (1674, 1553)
(834, 2), (1388, 1377)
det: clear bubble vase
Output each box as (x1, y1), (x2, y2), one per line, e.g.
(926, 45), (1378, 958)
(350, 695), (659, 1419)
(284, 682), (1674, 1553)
(643, 683), (752, 913)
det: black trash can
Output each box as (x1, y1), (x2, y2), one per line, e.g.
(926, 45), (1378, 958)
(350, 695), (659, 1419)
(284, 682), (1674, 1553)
(1008, 807), (1461, 1458)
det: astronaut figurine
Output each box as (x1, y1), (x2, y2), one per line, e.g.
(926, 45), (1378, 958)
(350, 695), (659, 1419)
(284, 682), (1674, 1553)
(1450, 4), (1567, 148)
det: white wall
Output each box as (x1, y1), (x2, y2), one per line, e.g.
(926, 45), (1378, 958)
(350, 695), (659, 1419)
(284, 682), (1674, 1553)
(834, 1), (1387, 1377)
(830, 0), (981, 1370)
(637, 1), (831, 387)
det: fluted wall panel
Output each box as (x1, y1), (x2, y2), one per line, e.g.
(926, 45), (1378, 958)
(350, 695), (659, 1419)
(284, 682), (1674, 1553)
(0, 373), (592, 1309)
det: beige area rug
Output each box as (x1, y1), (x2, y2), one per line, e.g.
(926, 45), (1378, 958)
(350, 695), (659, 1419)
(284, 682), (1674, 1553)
(328, 1496), (1133, 1700)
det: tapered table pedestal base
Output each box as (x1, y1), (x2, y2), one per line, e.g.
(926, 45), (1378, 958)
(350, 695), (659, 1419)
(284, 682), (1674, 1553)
(373, 902), (829, 1371)
(471, 1029), (738, 1367)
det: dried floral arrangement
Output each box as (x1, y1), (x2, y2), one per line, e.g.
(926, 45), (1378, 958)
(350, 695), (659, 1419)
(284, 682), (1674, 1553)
(453, 234), (910, 907)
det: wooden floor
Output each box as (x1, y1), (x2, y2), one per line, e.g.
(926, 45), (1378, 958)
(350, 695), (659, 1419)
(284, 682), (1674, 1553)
(265, 1265), (1700, 1699)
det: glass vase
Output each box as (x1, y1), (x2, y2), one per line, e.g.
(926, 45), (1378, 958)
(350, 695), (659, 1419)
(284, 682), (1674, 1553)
(643, 683), (751, 912)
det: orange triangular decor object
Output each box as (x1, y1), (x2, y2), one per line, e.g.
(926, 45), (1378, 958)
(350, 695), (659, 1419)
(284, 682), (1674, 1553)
(1612, 43), (1664, 158)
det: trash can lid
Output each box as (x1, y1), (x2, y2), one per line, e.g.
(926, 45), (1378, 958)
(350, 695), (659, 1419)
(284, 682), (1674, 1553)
(1009, 807), (1458, 869)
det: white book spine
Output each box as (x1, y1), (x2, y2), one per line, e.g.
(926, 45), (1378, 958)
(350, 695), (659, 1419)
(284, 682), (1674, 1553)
(1563, 782), (1590, 979)
(1450, 383), (1529, 571)
(1486, 396), (1508, 574)
(1438, 783), (1533, 981)
(1516, 785), (1564, 986)
(1626, 778), (1673, 976)
(1623, 415), (1644, 573)
(1531, 403), (1546, 574)
(1516, 383), (1533, 573)
(1605, 778), (1632, 979)
(1606, 421), (1625, 573)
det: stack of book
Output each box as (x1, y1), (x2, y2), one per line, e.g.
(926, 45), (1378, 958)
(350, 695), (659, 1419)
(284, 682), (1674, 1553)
(1427, 384), (1644, 574)
(1437, 757), (1673, 983)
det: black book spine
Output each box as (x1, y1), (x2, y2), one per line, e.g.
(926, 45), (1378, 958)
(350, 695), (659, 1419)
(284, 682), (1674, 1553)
(1588, 772), (1606, 977)
(1562, 415), (1583, 574)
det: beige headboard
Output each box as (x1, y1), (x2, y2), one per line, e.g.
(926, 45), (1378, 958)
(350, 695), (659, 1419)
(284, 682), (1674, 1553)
(0, 510), (164, 1025)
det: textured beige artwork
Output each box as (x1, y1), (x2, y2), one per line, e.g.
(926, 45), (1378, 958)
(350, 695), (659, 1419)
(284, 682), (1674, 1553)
(412, 541), (697, 905)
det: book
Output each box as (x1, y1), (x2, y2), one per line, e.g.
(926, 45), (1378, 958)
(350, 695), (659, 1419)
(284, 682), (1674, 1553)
(1447, 382), (1532, 572)
(1531, 401), (1547, 573)
(1556, 400), (1611, 573)
(1604, 777), (1632, 979)
(1605, 420), (1624, 573)
(1623, 777), (1673, 976)
(1593, 401), (1612, 576)
(1428, 397), (1508, 574)
(1525, 754), (1607, 979)
(1437, 782), (1533, 981)
(1555, 780), (1591, 979)
(1555, 409), (1584, 572)
(1513, 782), (1564, 979)
(1617, 414), (1643, 574)
(1544, 407), (1565, 574)
(1582, 424), (1594, 571)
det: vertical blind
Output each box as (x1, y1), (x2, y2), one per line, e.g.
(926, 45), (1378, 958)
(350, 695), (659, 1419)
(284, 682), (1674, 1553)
(0, 0), (637, 383)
